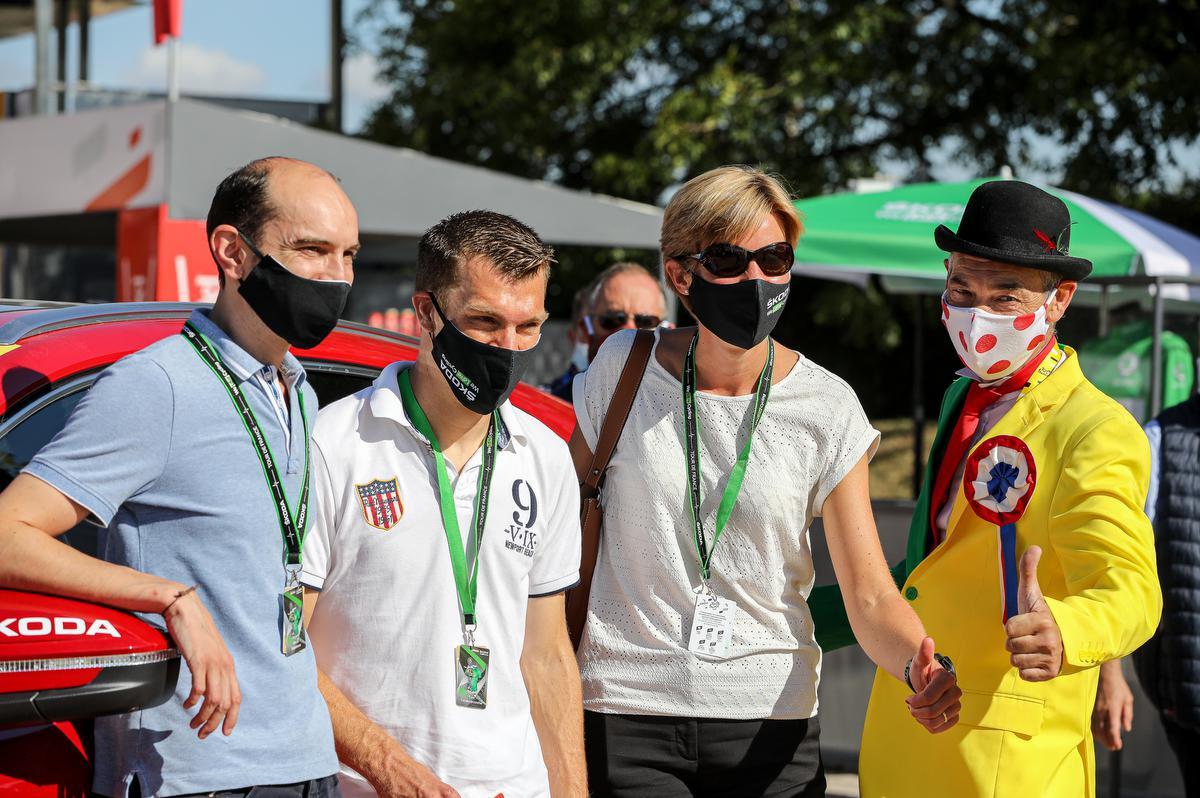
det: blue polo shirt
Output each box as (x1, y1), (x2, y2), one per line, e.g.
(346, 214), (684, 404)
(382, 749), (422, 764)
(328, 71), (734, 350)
(24, 310), (337, 797)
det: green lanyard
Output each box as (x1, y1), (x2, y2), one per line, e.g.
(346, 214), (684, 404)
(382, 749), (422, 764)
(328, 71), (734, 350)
(682, 333), (773, 582)
(181, 323), (310, 579)
(398, 369), (498, 638)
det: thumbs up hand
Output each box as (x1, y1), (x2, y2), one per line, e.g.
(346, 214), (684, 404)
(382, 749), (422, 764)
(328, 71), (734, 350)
(905, 636), (962, 734)
(1004, 546), (1064, 682)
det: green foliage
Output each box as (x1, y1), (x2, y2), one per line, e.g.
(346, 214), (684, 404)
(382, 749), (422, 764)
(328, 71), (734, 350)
(365, 0), (1199, 202)
(358, 0), (1200, 414)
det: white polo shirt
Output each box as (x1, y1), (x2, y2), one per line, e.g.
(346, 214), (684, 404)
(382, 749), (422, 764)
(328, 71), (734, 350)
(302, 362), (581, 798)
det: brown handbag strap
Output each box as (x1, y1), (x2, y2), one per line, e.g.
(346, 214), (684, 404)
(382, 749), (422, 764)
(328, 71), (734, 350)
(581, 330), (655, 495)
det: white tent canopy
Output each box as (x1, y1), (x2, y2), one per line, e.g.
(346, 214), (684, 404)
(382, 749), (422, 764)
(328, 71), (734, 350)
(0, 99), (664, 249)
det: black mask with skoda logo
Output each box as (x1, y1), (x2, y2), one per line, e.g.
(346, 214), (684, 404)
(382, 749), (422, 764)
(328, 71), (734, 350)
(429, 294), (538, 415)
(687, 274), (791, 350)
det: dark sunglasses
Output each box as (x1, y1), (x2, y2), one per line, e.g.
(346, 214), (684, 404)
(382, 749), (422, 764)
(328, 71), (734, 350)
(591, 311), (663, 332)
(673, 242), (795, 278)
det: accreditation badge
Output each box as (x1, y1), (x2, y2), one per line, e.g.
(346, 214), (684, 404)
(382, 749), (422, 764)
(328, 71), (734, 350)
(687, 590), (736, 660)
(281, 584), (307, 656)
(454, 644), (490, 709)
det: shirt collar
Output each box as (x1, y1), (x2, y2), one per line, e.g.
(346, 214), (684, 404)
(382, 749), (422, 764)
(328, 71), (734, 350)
(187, 309), (307, 388)
(367, 361), (525, 450)
(955, 347), (1069, 392)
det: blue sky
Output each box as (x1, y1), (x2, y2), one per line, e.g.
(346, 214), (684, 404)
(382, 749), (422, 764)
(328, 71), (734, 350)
(0, 0), (392, 131)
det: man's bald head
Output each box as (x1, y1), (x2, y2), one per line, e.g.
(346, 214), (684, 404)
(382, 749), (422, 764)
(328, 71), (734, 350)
(206, 157), (341, 244)
(206, 157), (356, 285)
(206, 155), (359, 299)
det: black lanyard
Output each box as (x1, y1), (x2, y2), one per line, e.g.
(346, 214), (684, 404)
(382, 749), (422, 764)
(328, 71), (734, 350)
(398, 369), (497, 636)
(682, 334), (773, 581)
(182, 323), (310, 573)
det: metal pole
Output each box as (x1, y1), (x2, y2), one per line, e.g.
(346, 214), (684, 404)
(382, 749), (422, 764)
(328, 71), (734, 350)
(78, 0), (90, 83)
(912, 295), (926, 500)
(1151, 276), (1165, 416)
(328, 0), (344, 132)
(167, 36), (180, 102)
(34, 0), (53, 115)
(1098, 284), (1110, 337)
(55, 0), (68, 112)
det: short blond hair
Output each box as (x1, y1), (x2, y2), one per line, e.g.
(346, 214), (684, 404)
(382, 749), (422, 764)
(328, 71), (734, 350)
(660, 166), (803, 260)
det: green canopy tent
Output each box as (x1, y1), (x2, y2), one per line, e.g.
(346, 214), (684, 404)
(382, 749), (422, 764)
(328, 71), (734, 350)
(795, 178), (1139, 283)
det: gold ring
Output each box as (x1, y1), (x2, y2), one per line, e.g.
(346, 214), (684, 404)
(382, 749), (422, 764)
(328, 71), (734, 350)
(941, 711), (948, 724)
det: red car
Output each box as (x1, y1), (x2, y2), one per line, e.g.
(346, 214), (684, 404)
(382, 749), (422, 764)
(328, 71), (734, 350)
(0, 301), (574, 796)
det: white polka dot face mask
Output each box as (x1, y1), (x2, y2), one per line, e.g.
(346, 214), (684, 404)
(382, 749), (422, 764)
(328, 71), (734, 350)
(941, 290), (1053, 382)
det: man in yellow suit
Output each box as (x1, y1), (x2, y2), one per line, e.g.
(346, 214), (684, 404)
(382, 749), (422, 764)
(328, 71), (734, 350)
(857, 181), (1162, 797)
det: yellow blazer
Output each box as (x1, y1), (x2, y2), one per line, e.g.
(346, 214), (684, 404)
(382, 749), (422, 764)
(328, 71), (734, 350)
(859, 349), (1162, 798)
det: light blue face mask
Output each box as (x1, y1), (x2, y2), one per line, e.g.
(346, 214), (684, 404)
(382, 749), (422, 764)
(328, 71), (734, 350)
(570, 341), (590, 372)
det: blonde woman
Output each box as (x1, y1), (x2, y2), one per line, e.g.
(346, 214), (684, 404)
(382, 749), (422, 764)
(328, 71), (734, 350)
(568, 166), (960, 796)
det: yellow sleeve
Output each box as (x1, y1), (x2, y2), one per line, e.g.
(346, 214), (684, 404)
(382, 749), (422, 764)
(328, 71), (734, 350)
(1043, 412), (1162, 671)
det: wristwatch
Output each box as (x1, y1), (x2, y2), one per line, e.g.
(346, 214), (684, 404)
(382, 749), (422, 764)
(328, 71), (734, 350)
(904, 652), (956, 692)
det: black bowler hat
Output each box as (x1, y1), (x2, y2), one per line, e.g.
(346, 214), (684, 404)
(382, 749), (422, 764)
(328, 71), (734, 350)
(935, 180), (1093, 280)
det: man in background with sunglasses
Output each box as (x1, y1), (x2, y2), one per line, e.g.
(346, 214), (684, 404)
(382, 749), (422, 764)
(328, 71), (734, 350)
(545, 262), (668, 401)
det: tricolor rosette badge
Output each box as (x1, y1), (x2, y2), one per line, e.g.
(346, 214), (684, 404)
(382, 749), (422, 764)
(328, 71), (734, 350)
(963, 435), (1037, 622)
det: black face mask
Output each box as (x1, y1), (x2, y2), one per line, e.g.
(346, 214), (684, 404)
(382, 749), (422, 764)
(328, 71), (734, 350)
(686, 273), (790, 349)
(429, 294), (538, 414)
(237, 235), (351, 349)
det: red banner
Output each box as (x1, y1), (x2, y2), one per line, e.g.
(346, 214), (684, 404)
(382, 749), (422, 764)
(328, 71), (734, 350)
(153, 0), (183, 45)
(116, 207), (158, 302)
(117, 205), (216, 303)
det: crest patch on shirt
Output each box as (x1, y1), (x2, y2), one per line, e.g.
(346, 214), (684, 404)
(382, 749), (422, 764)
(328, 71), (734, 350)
(356, 477), (403, 531)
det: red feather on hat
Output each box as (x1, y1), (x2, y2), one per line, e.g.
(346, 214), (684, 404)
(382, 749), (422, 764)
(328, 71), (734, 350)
(1033, 228), (1058, 253)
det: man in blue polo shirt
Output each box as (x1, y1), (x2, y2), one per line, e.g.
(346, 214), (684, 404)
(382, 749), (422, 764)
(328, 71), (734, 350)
(0, 157), (359, 797)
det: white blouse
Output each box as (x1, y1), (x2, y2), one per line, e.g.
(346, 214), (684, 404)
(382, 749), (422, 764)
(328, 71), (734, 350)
(573, 329), (879, 720)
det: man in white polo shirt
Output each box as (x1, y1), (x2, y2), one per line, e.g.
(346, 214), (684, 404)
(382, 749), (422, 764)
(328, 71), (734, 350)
(301, 210), (585, 798)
